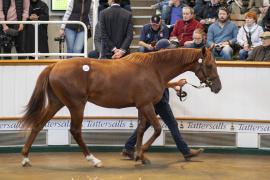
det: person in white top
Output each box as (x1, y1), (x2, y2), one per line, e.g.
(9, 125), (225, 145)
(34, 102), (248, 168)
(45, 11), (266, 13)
(237, 11), (264, 60)
(59, 0), (91, 58)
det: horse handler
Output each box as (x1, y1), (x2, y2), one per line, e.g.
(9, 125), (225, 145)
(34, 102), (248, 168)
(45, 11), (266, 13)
(121, 39), (203, 161)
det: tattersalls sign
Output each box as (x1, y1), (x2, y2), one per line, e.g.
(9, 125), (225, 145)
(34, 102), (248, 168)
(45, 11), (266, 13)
(0, 118), (270, 133)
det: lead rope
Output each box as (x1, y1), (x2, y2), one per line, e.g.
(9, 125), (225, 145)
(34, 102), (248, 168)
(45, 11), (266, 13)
(177, 82), (207, 101)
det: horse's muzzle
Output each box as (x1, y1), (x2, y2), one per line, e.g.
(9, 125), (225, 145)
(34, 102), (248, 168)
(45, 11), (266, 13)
(205, 77), (222, 94)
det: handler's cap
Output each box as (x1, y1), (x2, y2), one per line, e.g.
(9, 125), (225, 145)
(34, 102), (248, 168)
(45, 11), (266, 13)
(155, 39), (175, 50)
(260, 31), (270, 39)
(151, 15), (161, 24)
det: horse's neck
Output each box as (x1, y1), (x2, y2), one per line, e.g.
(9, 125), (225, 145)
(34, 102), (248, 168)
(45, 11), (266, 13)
(152, 49), (199, 83)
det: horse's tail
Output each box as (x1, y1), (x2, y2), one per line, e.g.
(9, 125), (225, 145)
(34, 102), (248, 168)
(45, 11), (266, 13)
(20, 64), (55, 130)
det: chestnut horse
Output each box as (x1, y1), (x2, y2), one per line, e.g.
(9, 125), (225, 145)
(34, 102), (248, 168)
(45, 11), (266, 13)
(20, 47), (221, 167)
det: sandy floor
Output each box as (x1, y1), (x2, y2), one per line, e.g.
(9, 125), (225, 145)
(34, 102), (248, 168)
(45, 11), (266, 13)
(0, 152), (270, 180)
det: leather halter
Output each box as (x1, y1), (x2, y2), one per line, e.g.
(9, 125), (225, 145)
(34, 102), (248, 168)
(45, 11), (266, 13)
(177, 58), (217, 101)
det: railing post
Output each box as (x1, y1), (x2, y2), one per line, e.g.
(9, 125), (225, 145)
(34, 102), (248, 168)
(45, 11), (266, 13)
(34, 22), (39, 60)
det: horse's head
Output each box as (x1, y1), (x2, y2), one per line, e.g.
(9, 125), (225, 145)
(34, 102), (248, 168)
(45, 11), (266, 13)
(193, 47), (222, 93)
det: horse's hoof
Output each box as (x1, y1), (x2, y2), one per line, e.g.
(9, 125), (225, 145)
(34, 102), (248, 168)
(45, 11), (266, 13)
(22, 162), (32, 167)
(142, 159), (151, 165)
(135, 155), (140, 161)
(94, 161), (103, 168)
(22, 157), (31, 167)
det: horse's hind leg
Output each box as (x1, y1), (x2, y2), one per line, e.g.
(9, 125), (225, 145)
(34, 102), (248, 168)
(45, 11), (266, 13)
(135, 112), (147, 161)
(21, 100), (63, 167)
(69, 105), (103, 168)
(137, 104), (162, 165)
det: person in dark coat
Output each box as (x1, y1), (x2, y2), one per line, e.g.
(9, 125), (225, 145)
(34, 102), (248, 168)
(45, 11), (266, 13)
(195, 0), (225, 32)
(24, 0), (49, 57)
(88, 22), (101, 58)
(262, 7), (270, 31)
(98, 0), (131, 19)
(247, 31), (270, 61)
(99, 0), (133, 59)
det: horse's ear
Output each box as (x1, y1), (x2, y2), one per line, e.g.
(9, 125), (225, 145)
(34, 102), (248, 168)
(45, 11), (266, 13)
(208, 45), (214, 51)
(201, 46), (207, 58)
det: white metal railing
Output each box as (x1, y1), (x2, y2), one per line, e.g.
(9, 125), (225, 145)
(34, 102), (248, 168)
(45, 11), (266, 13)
(0, 21), (88, 59)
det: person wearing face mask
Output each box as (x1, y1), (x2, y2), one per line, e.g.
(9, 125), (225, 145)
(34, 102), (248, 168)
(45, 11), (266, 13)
(170, 6), (203, 47)
(237, 11), (263, 60)
(207, 7), (238, 60)
(24, 0), (49, 58)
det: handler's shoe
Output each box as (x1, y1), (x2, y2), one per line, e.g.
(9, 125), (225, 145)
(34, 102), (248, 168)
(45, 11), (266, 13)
(121, 148), (135, 160)
(184, 148), (204, 161)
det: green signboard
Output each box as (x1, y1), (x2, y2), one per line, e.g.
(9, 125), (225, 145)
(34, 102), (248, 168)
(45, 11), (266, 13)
(51, 0), (67, 11)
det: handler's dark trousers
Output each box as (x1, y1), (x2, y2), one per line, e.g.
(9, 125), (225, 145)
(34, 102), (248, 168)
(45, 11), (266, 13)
(124, 89), (190, 155)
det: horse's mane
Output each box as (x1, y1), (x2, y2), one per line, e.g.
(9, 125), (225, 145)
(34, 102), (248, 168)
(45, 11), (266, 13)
(122, 48), (202, 66)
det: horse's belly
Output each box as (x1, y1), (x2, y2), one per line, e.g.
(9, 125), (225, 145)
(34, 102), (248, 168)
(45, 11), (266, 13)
(88, 95), (135, 109)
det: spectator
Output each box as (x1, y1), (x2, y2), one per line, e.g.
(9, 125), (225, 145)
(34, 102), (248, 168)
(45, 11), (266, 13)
(247, 31), (270, 61)
(163, 0), (186, 25)
(151, 0), (171, 21)
(227, 0), (244, 14)
(170, 6), (203, 47)
(100, 0), (133, 59)
(195, 0), (224, 32)
(0, 0), (30, 59)
(261, 5), (270, 31)
(88, 22), (101, 59)
(138, 15), (169, 52)
(194, 0), (207, 15)
(119, 0), (131, 11)
(151, 0), (191, 21)
(186, 0), (196, 7)
(207, 7), (238, 60)
(59, 0), (92, 58)
(24, 0), (49, 58)
(248, 0), (268, 14)
(98, 0), (131, 18)
(237, 11), (263, 60)
(184, 28), (206, 48)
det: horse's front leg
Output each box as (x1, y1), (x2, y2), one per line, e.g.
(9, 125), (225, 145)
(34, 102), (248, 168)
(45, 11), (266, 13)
(137, 104), (162, 164)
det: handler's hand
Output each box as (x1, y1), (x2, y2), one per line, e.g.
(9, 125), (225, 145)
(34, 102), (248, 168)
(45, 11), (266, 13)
(173, 79), (187, 91)
(177, 79), (187, 87)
